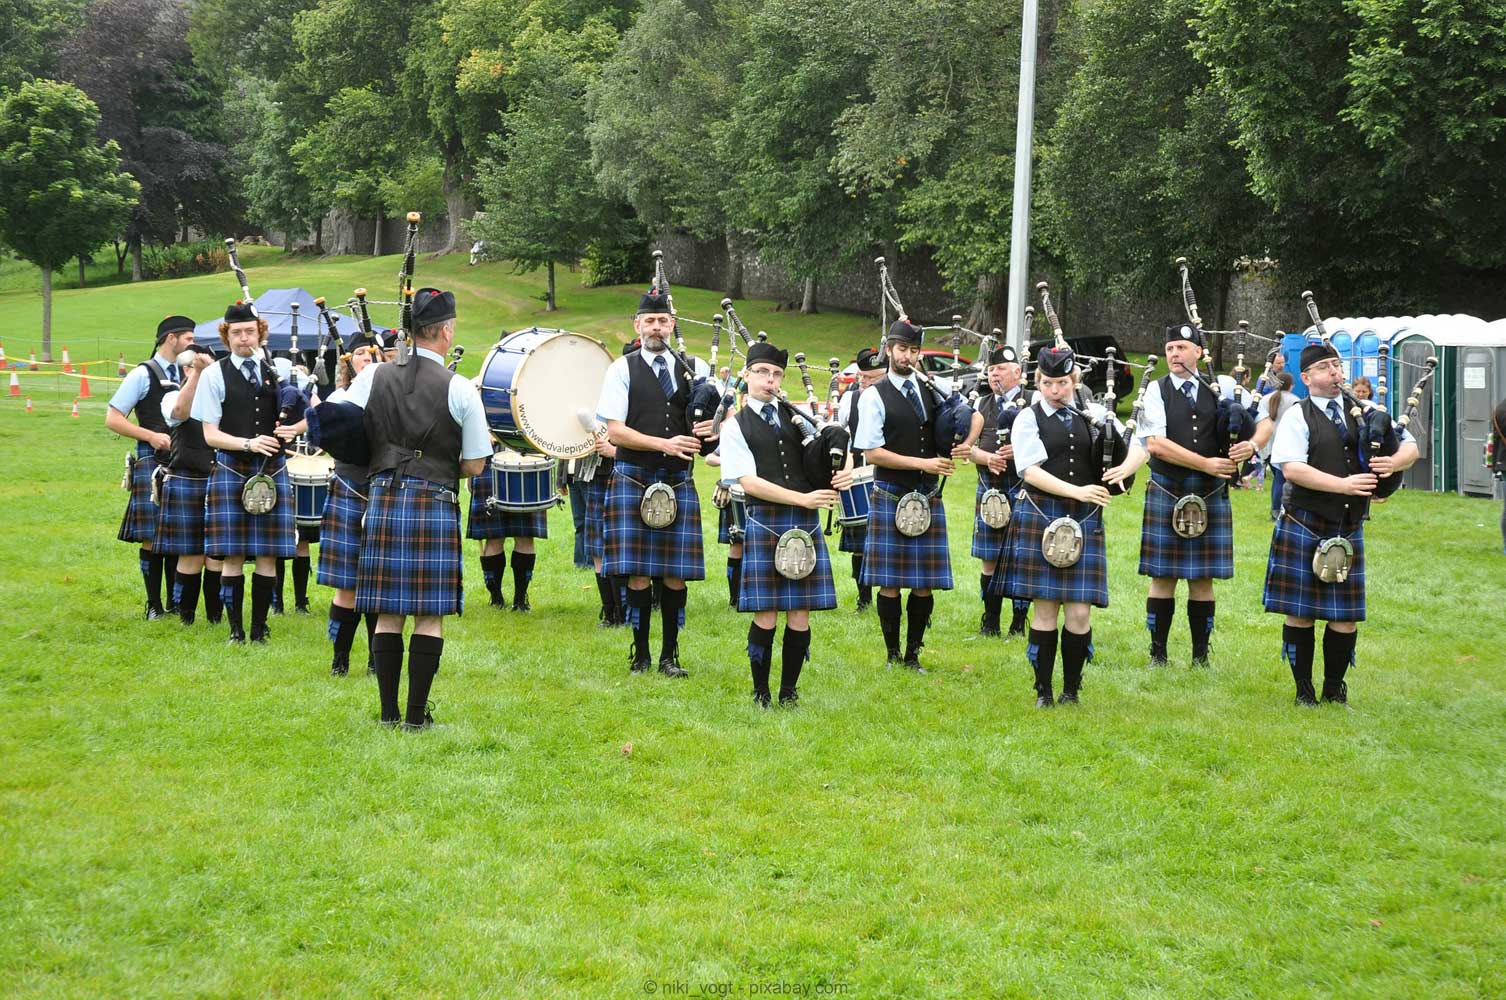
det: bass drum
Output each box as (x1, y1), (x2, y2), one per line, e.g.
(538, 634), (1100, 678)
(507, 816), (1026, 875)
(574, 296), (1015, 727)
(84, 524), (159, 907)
(479, 328), (613, 459)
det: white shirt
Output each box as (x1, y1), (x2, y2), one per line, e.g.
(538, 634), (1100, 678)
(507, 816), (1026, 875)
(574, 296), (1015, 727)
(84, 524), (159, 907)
(1270, 393), (1414, 469)
(1137, 373), (1215, 440)
(341, 347), (493, 461)
(108, 352), (179, 416)
(596, 348), (683, 423)
(853, 371), (928, 451)
(160, 390), (184, 430)
(719, 397), (785, 483)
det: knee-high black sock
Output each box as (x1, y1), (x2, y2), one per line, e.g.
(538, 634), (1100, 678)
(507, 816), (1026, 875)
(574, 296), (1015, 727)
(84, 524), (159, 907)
(363, 613), (378, 671)
(747, 622), (775, 699)
(221, 575), (245, 634)
(174, 570), (201, 625)
(141, 548), (163, 609)
(852, 555), (871, 602)
(329, 604), (360, 654)
(1060, 628), (1093, 696)
(480, 552), (506, 603)
(904, 593), (934, 659)
(1321, 626), (1357, 700)
(1028, 627), (1059, 698)
(405, 634), (444, 726)
(1187, 599), (1215, 662)
(292, 555), (311, 606)
(202, 569), (223, 622)
(250, 573), (275, 632)
(627, 586), (653, 661)
(510, 552), (536, 605)
(1283, 623), (1316, 702)
(981, 573), (1003, 625)
(726, 557), (743, 608)
(659, 585), (686, 660)
(595, 573), (614, 619)
(1009, 599), (1031, 635)
(162, 554), (179, 610)
(271, 559), (285, 612)
(877, 593), (902, 657)
(371, 631), (404, 723)
(780, 626), (811, 700)
(1146, 597), (1176, 660)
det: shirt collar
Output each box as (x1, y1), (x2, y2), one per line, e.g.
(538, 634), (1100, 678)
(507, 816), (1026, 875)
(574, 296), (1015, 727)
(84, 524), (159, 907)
(1038, 398), (1065, 416)
(639, 347), (670, 366)
(1169, 372), (1196, 389)
(153, 350), (177, 368)
(886, 370), (916, 392)
(415, 346), (444, 365)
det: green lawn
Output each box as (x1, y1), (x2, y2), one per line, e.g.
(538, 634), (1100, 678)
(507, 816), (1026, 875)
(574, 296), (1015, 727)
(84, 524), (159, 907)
(1, 256), (1503, 998)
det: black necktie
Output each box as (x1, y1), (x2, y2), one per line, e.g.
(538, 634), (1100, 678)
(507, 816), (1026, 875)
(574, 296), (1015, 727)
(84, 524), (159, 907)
(654, 356), (673, 398)
(902, 380), (924, 420)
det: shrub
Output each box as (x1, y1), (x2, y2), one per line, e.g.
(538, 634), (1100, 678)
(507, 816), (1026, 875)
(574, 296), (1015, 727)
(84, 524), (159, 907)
(141, 239), (230, 280)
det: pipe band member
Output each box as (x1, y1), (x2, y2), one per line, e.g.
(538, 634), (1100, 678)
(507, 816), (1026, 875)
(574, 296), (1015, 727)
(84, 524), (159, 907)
(468, 440), (548, 614)
(837, 348), (886, 612)
(969, 344), (1031, 638)
(155, 340), (226, 627)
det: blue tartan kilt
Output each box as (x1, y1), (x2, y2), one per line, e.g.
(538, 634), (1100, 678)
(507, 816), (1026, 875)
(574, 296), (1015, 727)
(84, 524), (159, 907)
(1263, 506), (1366, 622)
(204, 453), (297, 558)
(995, 489), (1109, 608)
(737, 502), (837, 612)
(356, 473), (463, 616)
(151, 470), (209, 555)
(837, 521), (867, 554)
(316, 474), (367, 590)
(717, 502), (733, 545)
(584, 476), (610, 560)
(1138, 470), (1235, 580)
(602, 461), (706, 581)
(466, 473), (549, 539)
(970, 470), (1016, 560)
(860, 485), (953, 590)
(117, 447), (160, 543)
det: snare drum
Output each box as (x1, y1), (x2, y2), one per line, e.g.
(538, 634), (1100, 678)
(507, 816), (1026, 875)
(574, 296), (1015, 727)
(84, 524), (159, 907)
(837, 465), (875, 526)
(479, 328), (614, 458)
(487, 451), (559, 512)
(729, 484), (747, 542)
(286, 451), (334, 527)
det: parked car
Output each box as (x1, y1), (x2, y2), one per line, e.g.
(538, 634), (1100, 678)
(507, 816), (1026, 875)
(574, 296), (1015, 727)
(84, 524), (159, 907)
(1026, 334), (1134, 402)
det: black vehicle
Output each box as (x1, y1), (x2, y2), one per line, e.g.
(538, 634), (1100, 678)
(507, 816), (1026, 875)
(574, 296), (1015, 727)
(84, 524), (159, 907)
(1026, 334), (1135, 402)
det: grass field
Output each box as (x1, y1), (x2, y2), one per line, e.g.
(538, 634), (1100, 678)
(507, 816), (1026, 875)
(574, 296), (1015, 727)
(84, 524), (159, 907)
(1, 254), (1504, 998)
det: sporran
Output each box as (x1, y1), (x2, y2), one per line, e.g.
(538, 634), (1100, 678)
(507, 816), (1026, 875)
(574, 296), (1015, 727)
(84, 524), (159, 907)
(640, 481), (677, 528)
(1171, 493), (1208, 538)
(241, 474), (278, 515)
(894, 491), (932, 537)
(979, 488), (1011, 529)
(773, 528), (817, 580)
(1042, 516), (1085, 568)
(1313, 536), (1355, 584)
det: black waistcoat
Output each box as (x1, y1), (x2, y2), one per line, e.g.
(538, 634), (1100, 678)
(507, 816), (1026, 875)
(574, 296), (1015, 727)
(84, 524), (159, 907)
(736, 401), (815, 494)
(976, 390), (1022, 488)
(617, 352), (692, 472)
(217, 356), (280, 439)
(1033, 403), (1097, 488)
(168, 414), (214, 476)
(363, 356), (465, 490)
(1149, 374), (1219, 478)
(874, 376), (936, 490)
(1288, 396), (1364, 524)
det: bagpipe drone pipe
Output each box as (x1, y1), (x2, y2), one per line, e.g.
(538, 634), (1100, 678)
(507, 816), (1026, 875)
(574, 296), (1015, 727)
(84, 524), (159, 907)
(1175, 257), (1255, 481)
(873, 257), (977, 456)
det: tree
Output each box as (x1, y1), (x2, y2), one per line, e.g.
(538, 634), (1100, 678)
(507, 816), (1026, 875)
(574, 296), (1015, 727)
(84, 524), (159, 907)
(229, 78), (327, 248)
(0, 0), (88, 92)
(290, 87), (403, 253)
(0, 80), (138, 359)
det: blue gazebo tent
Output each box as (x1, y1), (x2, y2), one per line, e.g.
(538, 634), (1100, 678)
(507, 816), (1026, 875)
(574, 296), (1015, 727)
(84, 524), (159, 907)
(194, 287), (393, 356)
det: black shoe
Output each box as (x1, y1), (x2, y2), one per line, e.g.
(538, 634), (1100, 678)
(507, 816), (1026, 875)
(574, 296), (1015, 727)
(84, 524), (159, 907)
(366, 652), (376, 676)
(1295, 691), (1319, 707)
(658, 653), (688, 678)
(978, 622), (1001, 638)
(1149, 645), (1169, 667)
(511, 598), (531, 612)
(1320, 682), (1348, 705)
(164, 598), (179, 614)
(629, 655), (652, 674)
(778, 689), (799, 708)
(901, 654), (927, 675)
(753, 689), (772, 708)
(488, 591), (505, 608)
(228, 626), (246, 644)
(1191, 648), (1210, 669)
(1035, 692), (1055, 708)
(597, 614), (614, 629)
(331, 650), (350, 678)
(885, 649), (901, 667)
(206, 612), (222, 626)
(249, 624), (270, 644)
(1058, 690), (1079, 705)
(855, 598), (872, 613)
(145, 602), (165, 621)
(270, 600), (284, 616)
(179, 611), (196, 627)
(295, 601), (311, 615)
(401, 703), (434, 732)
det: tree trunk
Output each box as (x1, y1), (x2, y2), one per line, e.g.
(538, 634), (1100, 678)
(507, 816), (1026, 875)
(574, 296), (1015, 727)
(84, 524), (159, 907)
(314, 216), (324, 253)
(437, 140), (465, 256)
(723, 229), (744, 299)
(1212, 268), (1232, 371)
(285, 229), (294, 252)
(41, 266), (53, 361)
(78, 257), (87, 287)
(131, 236), (143, 282)
(800, 275), (818, 314)
(115, 240), (127, 275)
(546, 261), (557, 312)
(965, 272), (1006, 337)
(372, 213), (383, 257)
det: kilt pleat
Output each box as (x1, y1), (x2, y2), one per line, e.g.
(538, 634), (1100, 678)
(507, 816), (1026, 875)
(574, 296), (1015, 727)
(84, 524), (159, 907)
(717, 502), (734, 545)
(204, 453), (297, 558)
(602, 461), (706, 581)
(117, 447), (159, 543)
(837, 522), (867, 554)
(1262, 506), (1366, 622)
(860, 486), (953, 590)
(151, 471), (208, 555)
(356, 472), (463, 616)
(994, 489), (1109, 607)
(1137, 470), (1235, 580)
(467, 473), (549, 539)
(316, 474), (367, 589)
(737, 503), (837, 612)
(584, 476), (609, 560)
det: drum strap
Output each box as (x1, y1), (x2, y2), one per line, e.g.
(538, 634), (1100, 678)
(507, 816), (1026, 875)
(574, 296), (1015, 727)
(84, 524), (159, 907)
(1017, 488), (1102, 528)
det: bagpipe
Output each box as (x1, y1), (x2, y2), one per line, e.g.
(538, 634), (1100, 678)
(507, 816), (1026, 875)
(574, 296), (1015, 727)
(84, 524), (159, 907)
(873, 257), (976, 454)
(1302, 290), (1436, 501)
(1177, 257), (1255, 481)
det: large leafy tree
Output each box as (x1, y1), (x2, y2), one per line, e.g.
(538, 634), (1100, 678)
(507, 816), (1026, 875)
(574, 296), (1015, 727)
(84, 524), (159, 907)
(0, 0), (88, 92)
(290, 87), (403, 252)
(0, 80), (138, 358)
(229, 78), (327, 248)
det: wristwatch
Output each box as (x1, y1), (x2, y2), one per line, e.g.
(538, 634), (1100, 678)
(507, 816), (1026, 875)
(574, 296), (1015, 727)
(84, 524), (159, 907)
(241, 438), (251, 453)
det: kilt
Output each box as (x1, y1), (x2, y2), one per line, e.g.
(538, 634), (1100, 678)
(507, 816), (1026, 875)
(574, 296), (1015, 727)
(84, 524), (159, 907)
(994, 489), (1109, 607)
(117, 445), (160, 543)
(466, 473), (549, 539)
(1263, 506), (1366, 622)
(296, 523), (321, 545)
(316, 474), (368, 590)
(970, 469), (1017, 560)
(152, 470), (209, 555)
(717, 502), (734, 545)
(602, 461), (706, 581)
(356, 472), (463, 616)
(860, 484), (953, 590)
(1138, 470), (1235, 580)
(584, 476), (609, 561)
(737, 502), (837, 613)
(837, 522), (867, 554)
(204, 453), (297, 558)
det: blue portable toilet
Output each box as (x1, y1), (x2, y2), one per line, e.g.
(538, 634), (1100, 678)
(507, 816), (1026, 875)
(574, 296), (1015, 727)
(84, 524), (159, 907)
(1280, 331), (1315, 398)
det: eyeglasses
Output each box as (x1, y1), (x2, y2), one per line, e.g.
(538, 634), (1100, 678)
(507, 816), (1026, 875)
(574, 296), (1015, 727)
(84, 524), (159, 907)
(1307, 360), (1344, 375)
(747, 366), (782, 379)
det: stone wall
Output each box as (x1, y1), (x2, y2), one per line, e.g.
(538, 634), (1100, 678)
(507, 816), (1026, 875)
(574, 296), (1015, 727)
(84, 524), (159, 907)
(267, 210), (459, 256)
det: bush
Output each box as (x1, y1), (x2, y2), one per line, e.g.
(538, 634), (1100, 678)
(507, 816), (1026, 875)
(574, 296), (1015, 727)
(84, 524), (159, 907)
(140, 239), (230, 280)
(581, 231), (651, 288)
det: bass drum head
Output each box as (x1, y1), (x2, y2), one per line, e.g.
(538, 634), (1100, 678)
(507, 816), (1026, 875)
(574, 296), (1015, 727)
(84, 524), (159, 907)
(286, 451), (334, 485)
(485, 329), (613, 459)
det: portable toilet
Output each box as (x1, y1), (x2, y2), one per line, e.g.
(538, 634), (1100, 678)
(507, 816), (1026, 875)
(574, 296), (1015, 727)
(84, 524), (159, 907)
(1389, 314), (1490, 494)
(1457, 320), (1506, 498)
(1280, 331), (1314, 398)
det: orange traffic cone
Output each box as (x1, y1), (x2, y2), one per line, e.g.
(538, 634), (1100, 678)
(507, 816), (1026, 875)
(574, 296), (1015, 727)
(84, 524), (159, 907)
(28, 351), (38, 371)
(78, 364), (91, 399)
(117, 352), (127, 376)
(61, 346), (72, 373)
(70, 398), (80, 418)
(7, 371), (18, 397)
(25, 396), (33, 413)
